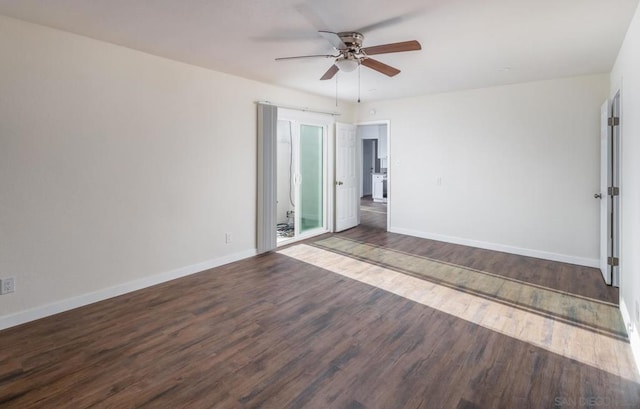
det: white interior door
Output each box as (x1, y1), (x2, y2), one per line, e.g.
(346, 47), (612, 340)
(599, 99), (611, 285)
(335, 123), (358, 232)
(611, 94), (621, 287)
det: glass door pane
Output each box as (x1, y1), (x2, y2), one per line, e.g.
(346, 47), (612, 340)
(299, 124), (323, 233)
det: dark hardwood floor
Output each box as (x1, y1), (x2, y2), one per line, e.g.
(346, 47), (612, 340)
(353, 197), (616, 304)
(0, 206), (635, 408)
(359, 196), (387, 231)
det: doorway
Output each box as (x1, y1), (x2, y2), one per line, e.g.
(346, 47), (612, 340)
(276, 113), (330, 244)
(357, 122), (389, 230)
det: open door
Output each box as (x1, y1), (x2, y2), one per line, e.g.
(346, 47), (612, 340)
(335, 123), (359, 232)
(611, 94), (621, 287)
(275, 109), (331, 245)
(599, 96), (621, 286)
(599, 99), (611, 285)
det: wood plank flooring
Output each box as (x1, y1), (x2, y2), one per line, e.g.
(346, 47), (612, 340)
(280, 240), (636, 383)
(359, 196), (387, 231)
(0, 206), (637, 408)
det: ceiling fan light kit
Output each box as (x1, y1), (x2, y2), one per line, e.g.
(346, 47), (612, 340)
(335, 58), (359, 72)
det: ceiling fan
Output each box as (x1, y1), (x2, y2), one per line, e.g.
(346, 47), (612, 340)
(275, 31), (421, 80)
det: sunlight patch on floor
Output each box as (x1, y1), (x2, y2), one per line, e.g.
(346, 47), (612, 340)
(278, 243), (640, 383)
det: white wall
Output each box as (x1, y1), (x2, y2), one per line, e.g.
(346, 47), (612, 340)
(610, 2), (640, 367)
(356, 75), (608, 266)
(0, 15), (354, 327)
(357, 124), (382, 140)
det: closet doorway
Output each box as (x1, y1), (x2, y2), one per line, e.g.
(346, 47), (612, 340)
(276, 110), (330, 244)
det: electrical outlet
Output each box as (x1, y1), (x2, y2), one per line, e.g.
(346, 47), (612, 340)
(0, 277), (15, 295)
(225, 233), (232, 244)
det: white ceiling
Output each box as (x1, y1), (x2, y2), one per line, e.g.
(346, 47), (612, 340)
(0, 0), (637, 102)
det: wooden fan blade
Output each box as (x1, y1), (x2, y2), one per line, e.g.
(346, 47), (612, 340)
(361, 58), (401, 77)
(362, 40), (422, 56)
(318, 31), (347, 50)
(276, 54), (334, 61)
(320, 64), (339, 80)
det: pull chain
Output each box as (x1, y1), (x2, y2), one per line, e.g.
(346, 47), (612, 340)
(357, 63), (361, 103)
(335, 71), (339, 107)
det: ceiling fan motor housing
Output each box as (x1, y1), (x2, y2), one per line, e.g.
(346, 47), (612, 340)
(338, 32), (364, 51)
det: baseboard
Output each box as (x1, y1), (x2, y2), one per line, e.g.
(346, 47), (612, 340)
(0, 248), (257, 331)
(389, 227), (599, 268)
(619, 297), (640, 375)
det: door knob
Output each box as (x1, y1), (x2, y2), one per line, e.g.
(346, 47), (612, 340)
(336, 181), (343, 186)
(594, 193), (602, 199)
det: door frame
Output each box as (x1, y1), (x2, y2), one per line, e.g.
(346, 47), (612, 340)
(356, 120), (391, 231)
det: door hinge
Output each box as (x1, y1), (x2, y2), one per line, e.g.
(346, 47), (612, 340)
(608, 257), (619, 266)
(608, 116), (620, 126)
(608, 186), (620, 196)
